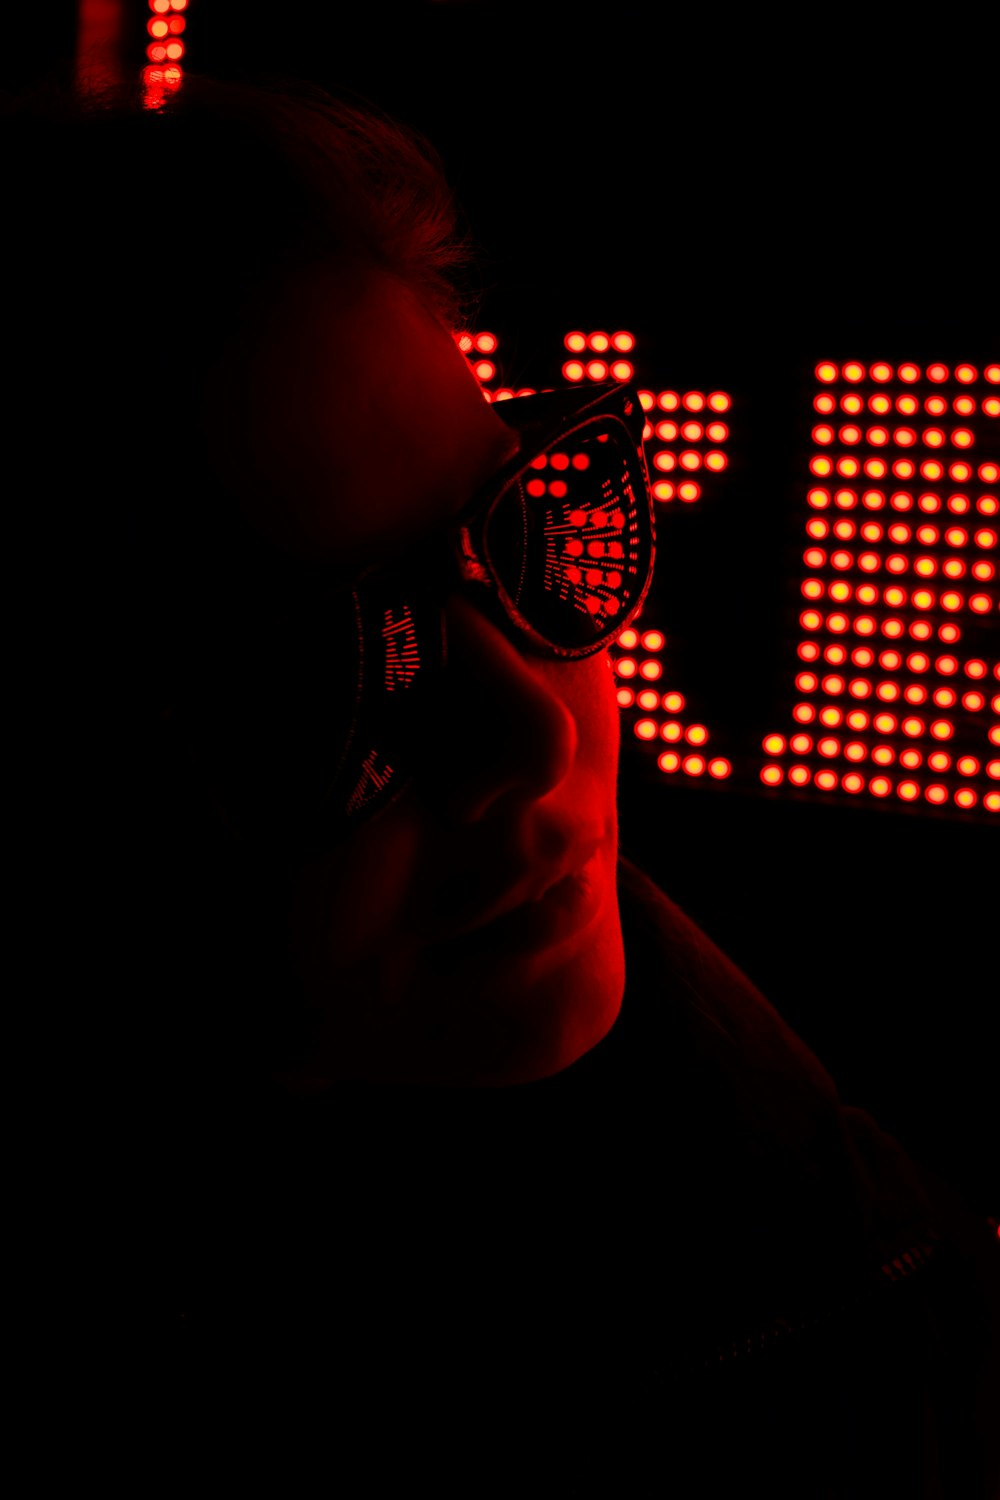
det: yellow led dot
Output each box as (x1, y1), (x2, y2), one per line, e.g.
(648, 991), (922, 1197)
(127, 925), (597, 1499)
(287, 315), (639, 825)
(761, 765), (784, 786)
(635, 720), (658, 740)
(658, 751), (681, 773)
(763, 734), (786, 754)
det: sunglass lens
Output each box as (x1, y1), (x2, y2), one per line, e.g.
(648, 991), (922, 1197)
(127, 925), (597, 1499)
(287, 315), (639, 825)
(485, 418), (652, 651)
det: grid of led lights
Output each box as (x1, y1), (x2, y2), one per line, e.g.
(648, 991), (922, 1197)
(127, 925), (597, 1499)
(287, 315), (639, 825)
(458, 329), (734, 785)
(143, 0), (187, 108)
(761, 359), (999, 816)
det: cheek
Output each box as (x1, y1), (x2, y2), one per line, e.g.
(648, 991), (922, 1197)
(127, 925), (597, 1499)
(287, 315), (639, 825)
(286, 807), (420, 976)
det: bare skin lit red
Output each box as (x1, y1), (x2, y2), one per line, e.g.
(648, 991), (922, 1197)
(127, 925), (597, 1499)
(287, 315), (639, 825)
(201, 261), (626, 1087)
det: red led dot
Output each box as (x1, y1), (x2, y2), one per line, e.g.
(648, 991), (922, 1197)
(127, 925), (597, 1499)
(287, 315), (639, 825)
(707, 392), (731, 412)
(898, 364), (920, 383)
(589, 332), (610, 352)
(586, 360), (608, 381)
(611, 331), (634, 352)
(657, 391), (680, 411)
(610, 361), (633, 382)
(955, 364), (977, 383)
(563, 361), (584, 382)
(564, 332), (587, 352)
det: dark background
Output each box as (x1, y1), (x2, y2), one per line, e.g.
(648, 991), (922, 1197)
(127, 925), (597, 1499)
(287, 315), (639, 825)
(13, 2), (997, 1217)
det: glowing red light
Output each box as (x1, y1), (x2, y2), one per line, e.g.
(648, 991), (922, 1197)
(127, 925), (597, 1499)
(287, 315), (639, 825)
(707, 392), (731, 412)
(165, 40), (184, 58)
(816, 363), (838, 383)
(149, 17), (169, 35)
(843, 362), (865, 382)
(610, 361), (633, 382)
(898, 364), (920, 383)
(677, 481), (700, 501)
(657, 391), (680, 411)
(562, 361), (584, 382)
(589, 332), (610, 353)
(586, 360), (608, 381)
(564, 332), (586, 352)
(611, 331), (634, 352)
(474, 360), (495, 381)
(955, 364), (977, 383)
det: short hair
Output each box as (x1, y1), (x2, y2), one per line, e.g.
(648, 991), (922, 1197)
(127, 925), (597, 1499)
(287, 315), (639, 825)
(4, 73), (476, 1089)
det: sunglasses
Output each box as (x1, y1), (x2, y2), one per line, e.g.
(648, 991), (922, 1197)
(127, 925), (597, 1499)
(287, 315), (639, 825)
(179, 383), (655, 859)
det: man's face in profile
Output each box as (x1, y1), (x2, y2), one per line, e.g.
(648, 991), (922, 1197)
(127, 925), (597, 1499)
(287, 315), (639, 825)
(202, 262), (626, 1087)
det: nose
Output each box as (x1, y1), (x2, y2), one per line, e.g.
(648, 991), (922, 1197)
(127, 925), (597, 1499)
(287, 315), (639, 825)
(420, 591), (579, 826)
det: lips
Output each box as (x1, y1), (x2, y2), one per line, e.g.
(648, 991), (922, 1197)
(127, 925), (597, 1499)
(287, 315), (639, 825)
(423, 833), (607, 954)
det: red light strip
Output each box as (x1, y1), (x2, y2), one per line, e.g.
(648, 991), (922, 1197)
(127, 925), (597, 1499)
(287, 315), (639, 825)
(143, 0), (187, 108)
(761, 360), (999, 816)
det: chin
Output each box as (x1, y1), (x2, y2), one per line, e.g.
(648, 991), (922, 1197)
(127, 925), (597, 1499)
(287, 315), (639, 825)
(411, 896), (627, 1088)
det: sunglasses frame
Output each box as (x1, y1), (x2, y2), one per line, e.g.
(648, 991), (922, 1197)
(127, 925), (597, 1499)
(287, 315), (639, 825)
(351, 380), (657, 664)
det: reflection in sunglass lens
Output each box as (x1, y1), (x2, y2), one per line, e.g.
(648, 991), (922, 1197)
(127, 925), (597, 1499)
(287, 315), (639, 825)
(484, 419), (650, 650)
